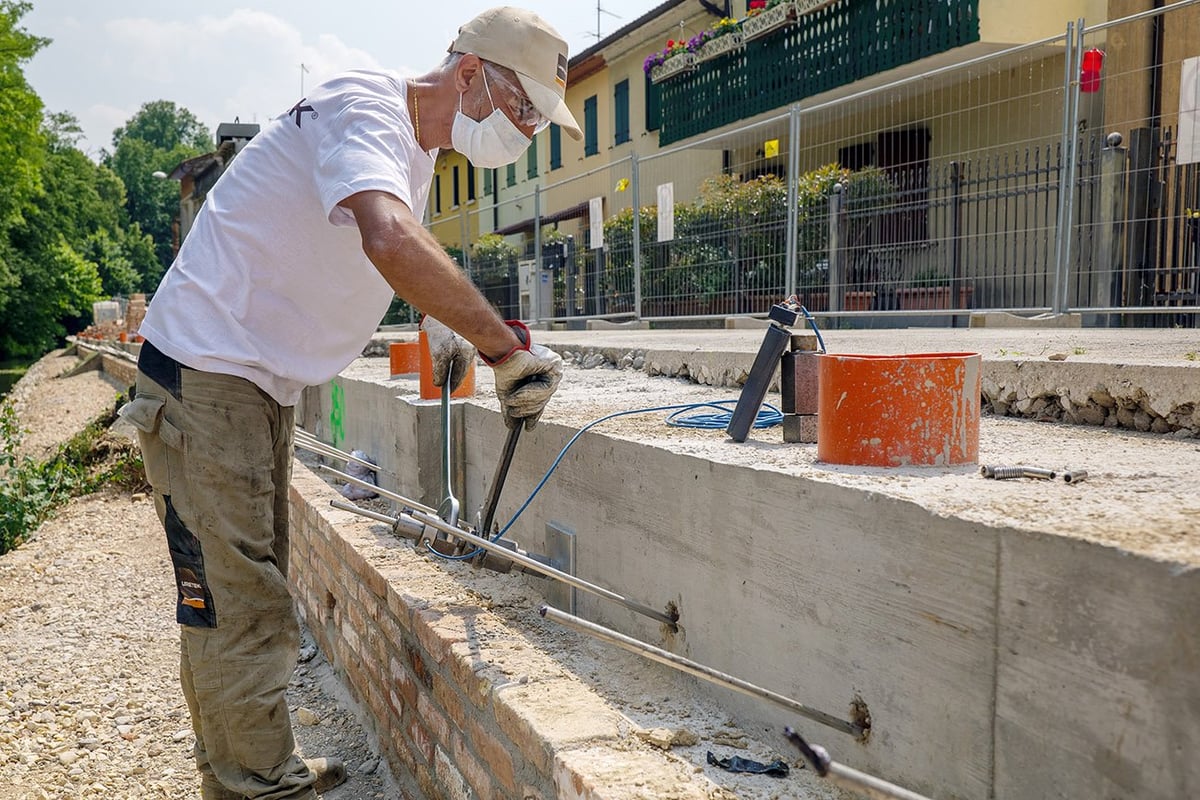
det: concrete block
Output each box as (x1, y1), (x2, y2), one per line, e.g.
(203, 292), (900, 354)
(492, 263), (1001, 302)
(969, 311), (1082, 328)
(780, 351), (820, 415)
(585, 318), (650, 331)
(782, 413), (819, 443)
(994, 530), (1200, 799)
(723, 315), (772, 330)
(790, 332), (820, 352)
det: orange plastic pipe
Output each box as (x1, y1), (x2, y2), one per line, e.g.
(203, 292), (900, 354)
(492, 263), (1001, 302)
(817, 352), (981, 467)
(418, 330), (476, 400)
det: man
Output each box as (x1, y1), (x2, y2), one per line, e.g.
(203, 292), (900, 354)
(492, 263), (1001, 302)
(119, 8), (577, 799)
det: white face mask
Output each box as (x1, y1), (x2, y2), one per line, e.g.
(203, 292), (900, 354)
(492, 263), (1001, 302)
(451, 70), (530, 168)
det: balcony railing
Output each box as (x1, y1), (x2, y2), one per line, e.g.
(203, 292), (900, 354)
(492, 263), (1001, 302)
(657, 0), (980, 145)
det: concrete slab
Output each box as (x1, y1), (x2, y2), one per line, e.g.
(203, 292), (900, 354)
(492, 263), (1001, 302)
(309, 327), (1200, 799)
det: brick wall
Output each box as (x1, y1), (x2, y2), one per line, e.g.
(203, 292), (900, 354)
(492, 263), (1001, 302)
(287, 465), (716, 800)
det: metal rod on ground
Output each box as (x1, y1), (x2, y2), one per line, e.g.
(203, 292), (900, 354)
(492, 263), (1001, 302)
(539, 606), (863, 738)
(318, 465), (439, 516)
(324, 480), (678, 630)
(784, 728), (932, 800)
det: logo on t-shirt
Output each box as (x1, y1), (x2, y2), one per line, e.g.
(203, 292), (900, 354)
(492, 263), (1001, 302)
(288, 99), (319, 128)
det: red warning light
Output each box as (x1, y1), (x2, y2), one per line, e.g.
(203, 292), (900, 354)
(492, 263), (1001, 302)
(1081, 48), (1105, 93)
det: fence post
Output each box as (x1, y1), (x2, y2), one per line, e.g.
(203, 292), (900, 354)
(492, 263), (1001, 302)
(1053, 20), (1083, 315)
(533, 185), (542, 324)
(631, 153), (642, 320)
(785, 105), (802, 299)
(1123, 128), (1157, 323)
(1093, 133), (1128, 326)
(950, 161), (963, 327)
(828, 183), (845, 312)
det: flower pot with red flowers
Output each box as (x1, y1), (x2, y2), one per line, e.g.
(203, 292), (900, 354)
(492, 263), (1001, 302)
(645, 39), (698, 84)
(742, 0), (797, 41)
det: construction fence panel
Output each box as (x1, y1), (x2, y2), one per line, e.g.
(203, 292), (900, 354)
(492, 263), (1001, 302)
(539, 159), (635, 322)
(637, 113), (795, 318)
(1072, 2), (1200, 326)
(793, 32), (1073, 318)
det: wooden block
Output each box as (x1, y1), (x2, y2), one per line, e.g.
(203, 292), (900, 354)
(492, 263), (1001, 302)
(782, 413), (818, 443)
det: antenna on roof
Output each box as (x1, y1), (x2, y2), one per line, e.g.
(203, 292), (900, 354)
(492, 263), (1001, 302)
(585, 1), (621, 41)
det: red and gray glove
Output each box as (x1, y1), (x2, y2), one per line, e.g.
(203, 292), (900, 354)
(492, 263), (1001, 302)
(420, 316), (476, 392)
(482, 321), (563, 430)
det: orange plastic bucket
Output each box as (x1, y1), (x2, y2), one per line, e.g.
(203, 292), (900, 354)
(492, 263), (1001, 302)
(816, 352), (980, 467)
(418, 330), (476, 400)
(389, 341), (420, 376)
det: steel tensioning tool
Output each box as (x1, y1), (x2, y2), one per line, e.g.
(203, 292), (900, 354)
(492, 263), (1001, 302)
(726, 303), (799, 442)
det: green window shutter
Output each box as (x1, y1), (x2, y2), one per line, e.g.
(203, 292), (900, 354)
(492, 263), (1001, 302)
(584, 95), (598, 157)
(614, 79), (630, 145)
(483, 168), (493, 195)
(549, 123), (562, 170)
(527, 134), (538, 180)
(506, 163), (516, 187)
(644, 73), (660, 132)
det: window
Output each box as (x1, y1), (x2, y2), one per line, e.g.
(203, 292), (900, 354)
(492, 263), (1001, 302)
(467, 162), (476, 201)
(644, 74), (660, 132)
(549, 123), (562, 170)
(483, 167), (493, 196)
(434, 175), (441, 214)
(452, 165), (460, 207)
(584, 95), (598, 157)
(614, 79), (630, 145)
(506, 163), (516, 187)
(527, 134), (538, 180)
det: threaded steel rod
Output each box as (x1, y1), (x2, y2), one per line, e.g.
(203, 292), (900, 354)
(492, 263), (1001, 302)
(324, 478), (677, 630)
(539, 606), (864, 738)
(784, 728), (932, 800)
(318, 465), (439, 516)
(408, 511), (678, 630)
(330, 499), (400, 525)
(294, 437), (396, 478)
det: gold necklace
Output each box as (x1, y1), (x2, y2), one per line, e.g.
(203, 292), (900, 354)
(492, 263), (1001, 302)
(409, 82), (421, 147)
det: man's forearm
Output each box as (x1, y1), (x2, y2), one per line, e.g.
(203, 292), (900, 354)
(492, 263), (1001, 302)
(348, 192), (522, 361)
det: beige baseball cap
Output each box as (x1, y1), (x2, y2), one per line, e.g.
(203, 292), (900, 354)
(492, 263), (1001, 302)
(450, 6), (583, 141)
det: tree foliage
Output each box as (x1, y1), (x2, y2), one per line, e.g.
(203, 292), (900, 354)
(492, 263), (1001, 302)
(0, 4), (179, 360)
(104, 101), (211, 273)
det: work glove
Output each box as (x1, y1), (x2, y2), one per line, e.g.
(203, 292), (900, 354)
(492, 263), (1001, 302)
(483, 321), (563, 430)
(420, 316), (476, 392)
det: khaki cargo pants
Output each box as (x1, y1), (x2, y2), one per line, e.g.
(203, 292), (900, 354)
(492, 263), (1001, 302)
(120, 342), (316, 800)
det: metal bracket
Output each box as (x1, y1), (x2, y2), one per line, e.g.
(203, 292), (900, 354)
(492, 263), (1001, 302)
(543, 522), (576, 614)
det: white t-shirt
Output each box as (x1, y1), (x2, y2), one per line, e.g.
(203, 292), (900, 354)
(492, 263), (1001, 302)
(141, 70), (435, 406)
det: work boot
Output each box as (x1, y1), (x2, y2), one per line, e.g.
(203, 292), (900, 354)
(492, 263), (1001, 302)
(304, 757), (347, 794)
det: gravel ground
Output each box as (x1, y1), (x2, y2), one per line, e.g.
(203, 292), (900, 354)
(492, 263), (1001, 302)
(0, 351), (403, 800)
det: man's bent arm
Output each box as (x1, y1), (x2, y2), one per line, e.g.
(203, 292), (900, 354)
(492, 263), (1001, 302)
(340, 190), (522, 361)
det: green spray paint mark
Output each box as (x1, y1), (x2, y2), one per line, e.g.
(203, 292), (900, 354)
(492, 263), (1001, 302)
(330, 381), (345, 449)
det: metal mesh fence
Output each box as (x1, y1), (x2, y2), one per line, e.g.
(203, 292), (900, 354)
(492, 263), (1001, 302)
(438, 0), (1198, 326)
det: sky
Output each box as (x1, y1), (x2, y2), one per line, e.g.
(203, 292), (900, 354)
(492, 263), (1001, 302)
(23, 1), (668, 159)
